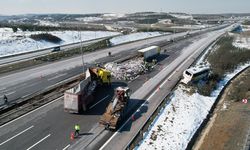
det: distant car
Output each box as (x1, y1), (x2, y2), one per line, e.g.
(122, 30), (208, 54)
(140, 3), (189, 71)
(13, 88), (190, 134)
(51, 46), (60, 52)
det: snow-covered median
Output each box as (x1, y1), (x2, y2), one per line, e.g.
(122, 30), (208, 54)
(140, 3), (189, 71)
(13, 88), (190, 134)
(110, 32), (167, 46)
(0, 28), (119, 57)
(136, 62), (250, 150)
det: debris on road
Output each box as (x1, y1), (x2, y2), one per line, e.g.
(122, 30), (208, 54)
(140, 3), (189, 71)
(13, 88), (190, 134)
(104, 57), (156, 81)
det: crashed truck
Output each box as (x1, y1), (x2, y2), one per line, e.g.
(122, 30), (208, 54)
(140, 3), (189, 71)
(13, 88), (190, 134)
(99, 86), (130, 130)
(64, 67), (111, 113)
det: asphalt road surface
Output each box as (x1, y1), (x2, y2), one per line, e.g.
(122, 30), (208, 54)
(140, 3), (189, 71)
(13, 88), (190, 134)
(0, 24), (234, 150)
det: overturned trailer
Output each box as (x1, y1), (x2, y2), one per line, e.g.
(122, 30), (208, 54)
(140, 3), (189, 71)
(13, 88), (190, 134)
(64, 67), (111, 113)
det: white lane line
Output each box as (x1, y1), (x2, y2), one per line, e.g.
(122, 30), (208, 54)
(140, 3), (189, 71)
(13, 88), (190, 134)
(89, 95), (109, 110)
(48, 73), (67, 81)
(62, 144), (70, 150)
(0, 125), (34, 146)
(0, 87), (6, 91)
(99, 35), (216, 150)
(0, 97), (61, 129)
(5, 91), (16, 96)
(26, 134), (51, 150)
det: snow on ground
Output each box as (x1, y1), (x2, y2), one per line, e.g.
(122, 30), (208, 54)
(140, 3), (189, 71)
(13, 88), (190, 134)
(110, 32), (166, 46)
(242, 25), (250, 31)
(170, 25), (210, 30)
(75, 17), (103, 22)
(137, 61), (250, 150)
(103, 13), (125, 18)
(233, 35), (250, 50)
(0, 28), (119, 57)
(169, 13), (193, 20)
(34, 20), (59, 27)
(0, 27), (168, 57)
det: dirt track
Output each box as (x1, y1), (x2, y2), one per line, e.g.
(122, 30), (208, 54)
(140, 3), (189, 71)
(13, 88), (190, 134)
(193, 68), (250, 150)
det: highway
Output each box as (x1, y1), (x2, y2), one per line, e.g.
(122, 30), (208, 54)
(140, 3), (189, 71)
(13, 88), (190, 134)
(0, 30), (190, 106)
(97, 26), (232, 150)
(0, 24), (234, 150)
(0, 35), (195, 150)
(0, 23), (230, 106)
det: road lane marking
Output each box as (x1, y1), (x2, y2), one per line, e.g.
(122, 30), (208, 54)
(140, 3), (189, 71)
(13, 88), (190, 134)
(0, 125), (34, 146)
(5, 91), (16, 96)
(89, 95), (109, 110)
(0, 87), (6, 91)
(62, 144), (70, 150)
(0, 97), (62, 129)
(26, 134), (51, 150)
(99, 33), (221, 150)
(48, 73), (67, 81)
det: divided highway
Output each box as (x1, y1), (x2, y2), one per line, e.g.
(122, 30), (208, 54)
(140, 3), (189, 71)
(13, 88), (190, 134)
(0, 23), (229, 106)
(0, 24), (233, 150)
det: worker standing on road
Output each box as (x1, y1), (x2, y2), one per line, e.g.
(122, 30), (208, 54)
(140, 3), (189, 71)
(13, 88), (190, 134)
(74, 124), (80, 137)
(3, 95), (8, 104)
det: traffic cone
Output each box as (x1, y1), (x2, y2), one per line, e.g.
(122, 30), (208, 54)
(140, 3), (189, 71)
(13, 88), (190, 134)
(131, 114), (135, 121)
(157, 85), (161, 91)
(70, 132), (74, 140)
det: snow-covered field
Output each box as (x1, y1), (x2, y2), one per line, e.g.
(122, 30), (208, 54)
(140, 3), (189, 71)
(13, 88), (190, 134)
(110, 32), (166, 46)
(232, 30), (250, 50)
(75, 17), (103, 22)
(233, 36), (250, 49)
(0, 28), (120, 57)
(169, 13), (193, 20)
(34, 20), (59, 27)
(0, 27), (167, 57)
(137, 61), (250, 149)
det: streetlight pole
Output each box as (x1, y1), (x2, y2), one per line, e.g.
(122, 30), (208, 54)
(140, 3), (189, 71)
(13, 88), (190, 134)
(78, 26), (85, 75)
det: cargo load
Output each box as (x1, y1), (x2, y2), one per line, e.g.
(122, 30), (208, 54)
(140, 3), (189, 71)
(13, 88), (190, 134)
(99, 86), (130, 130)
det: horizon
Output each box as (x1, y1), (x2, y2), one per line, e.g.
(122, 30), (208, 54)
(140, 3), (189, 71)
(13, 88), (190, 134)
(1, 0), (250, 15)
(1, 12), (250, 16)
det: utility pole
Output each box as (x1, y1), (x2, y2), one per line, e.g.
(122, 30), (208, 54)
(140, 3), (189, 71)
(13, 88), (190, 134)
(78, 26), (85, 74)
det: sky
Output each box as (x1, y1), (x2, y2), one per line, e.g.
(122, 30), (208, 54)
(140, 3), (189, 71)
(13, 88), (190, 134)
(1, 0), (250, 15)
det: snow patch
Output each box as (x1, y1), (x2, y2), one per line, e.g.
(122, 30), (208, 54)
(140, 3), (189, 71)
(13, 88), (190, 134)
(233, 36), (250, 50)
(75, 17), (103, 22)
(0, 28), (119, 57)
(110, 32), (166, 46)
(137, 62), (250, 150)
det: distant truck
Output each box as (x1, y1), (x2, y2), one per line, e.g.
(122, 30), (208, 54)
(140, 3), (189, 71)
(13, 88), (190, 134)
(64, 67), (111, 113)
(99, 86), (130, 130)
(138, 46), (161, 60)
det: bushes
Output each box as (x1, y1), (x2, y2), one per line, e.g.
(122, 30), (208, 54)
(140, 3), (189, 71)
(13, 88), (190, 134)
(30, 33), (62, 43)
(208, 36), (250, 77)
(195, 35), (250, 96)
